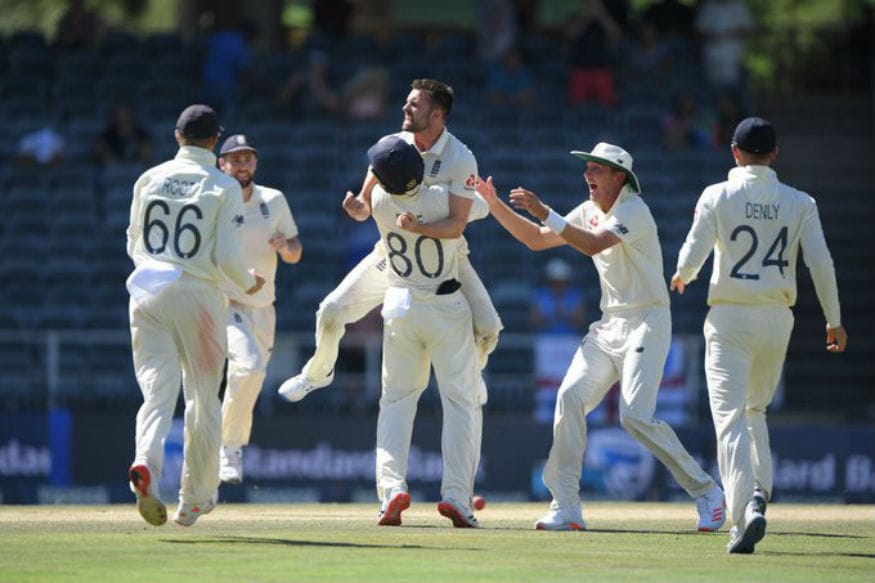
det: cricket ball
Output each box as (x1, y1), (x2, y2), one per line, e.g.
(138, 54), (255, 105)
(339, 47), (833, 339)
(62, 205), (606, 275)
(472, 495), (486, 511)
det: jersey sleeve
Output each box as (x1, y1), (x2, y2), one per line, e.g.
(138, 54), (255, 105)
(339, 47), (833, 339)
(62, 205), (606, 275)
(799, 196), (841, 327)
(676, 187), (719, 284)
(274, 192), (299, 239)
(564, 203), (587, 227)
(449, 148), (477, 200)
(126, 173), (148, 262)
(216, 182), (257, 292)
(468, 191), (489, 222)
(602, 197), (654, 244)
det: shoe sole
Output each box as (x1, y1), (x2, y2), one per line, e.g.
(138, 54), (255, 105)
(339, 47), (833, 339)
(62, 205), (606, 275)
(278, 376), (333, 403)
(535, 521), (584, 531)
(220, 473), (243, 485)
(728, 515), (767, 554)
(437, 502), (478, 528)
(377, 492), (411, 526)
(129, 464), (167, 527)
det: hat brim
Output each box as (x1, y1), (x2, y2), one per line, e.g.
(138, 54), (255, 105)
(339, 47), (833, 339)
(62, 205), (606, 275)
(570, 151), (640, 194)
(220, 145), (257, 156)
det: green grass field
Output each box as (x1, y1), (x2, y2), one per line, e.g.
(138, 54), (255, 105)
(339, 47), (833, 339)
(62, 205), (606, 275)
(0, 502), (872, 582)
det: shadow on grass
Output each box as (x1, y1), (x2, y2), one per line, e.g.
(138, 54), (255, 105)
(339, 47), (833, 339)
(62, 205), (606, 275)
(163, 535), (482, 551)
(763, 551), (875, 559)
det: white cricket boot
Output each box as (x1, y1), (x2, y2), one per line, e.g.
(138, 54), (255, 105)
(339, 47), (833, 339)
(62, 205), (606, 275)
(377, 488), (411, 526)
(727, 501), (767, 554)
(219, 446), (243, 484)
(696, 485), (727, 532)
(277, 371), (334, 403)
(437, 498), (479, 528)
(128, 463), (167, 526)
(534, 500), (585, 531)
(172, 493), (218, 527)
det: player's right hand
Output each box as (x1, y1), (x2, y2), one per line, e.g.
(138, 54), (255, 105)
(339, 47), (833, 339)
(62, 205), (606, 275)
(245, 274), (266, 295)
(343, 191), (369, 221)
(669, 274), (685, 294)
(826, 324), (847, 353)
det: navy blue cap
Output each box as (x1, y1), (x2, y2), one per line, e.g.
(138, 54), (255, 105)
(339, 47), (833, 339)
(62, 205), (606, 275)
(732, 117), (776, 154)
(367, 136), (424, 195)
(176, 104), (222, 139)
(220, 134), (257, 156)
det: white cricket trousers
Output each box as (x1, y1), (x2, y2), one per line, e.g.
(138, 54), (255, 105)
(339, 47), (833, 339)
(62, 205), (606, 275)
(130, 274), (226, 505)
(704, 305), (793, 526)
(375, 291), (480, 504)
(543, 306), (715, 513)
(222, 301), (275, 448)
(302, 247), (502, 392)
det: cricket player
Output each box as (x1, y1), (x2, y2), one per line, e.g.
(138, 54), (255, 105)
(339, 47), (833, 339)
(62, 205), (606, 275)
(477, 142), (726, 532)
(217, 134), (301, 484)
(278, 78), (501, 404)
(671, 117), (847, 554)
(126, 105), (264, 527)
(366, 135), (482, 528)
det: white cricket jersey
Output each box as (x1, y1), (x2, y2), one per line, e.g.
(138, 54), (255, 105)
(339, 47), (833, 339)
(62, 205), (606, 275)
(676, 165), (841, 326)
(371, 183), (461, 294)
(394, 128), (477, 200)
(567, 187), (670, 314)
(127, 146), (255, 292)
(223, 184), (298, 308)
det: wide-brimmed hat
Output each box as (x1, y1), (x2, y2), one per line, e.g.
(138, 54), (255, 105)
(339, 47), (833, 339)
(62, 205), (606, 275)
(570, 142), (640, 194)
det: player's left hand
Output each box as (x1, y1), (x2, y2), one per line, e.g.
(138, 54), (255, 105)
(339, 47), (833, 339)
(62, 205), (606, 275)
(396, 212), (418, 232)
(826, 324), (847, 353)
(509, 187), (548, 221)
(669, 273), (685, 294)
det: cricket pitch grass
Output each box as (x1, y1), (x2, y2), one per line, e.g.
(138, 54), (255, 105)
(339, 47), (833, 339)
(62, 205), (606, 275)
(0, 502), (872, 582)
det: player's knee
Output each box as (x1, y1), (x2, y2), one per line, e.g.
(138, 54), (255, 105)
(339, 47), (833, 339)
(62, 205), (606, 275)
(619, 414), (651, 438)
(316, 301), (342, 333)
(228, 355), (265, 377)
(475, 332), (499, 357)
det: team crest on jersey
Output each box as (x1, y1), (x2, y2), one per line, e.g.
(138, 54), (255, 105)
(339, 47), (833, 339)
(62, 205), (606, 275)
(589, 216), (599, 228)
(465, 174), (476, 188)
(259, 202), (269, 218)
(615, 223), (629, 235)
(429, 160), (441, 177)
(233, 214), (244, 227)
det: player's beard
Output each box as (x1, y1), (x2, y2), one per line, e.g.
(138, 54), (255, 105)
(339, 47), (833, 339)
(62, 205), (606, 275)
(236, 175), (253, 189)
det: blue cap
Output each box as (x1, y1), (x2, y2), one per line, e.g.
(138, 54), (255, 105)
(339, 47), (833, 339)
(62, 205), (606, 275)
(220, 134), (257, 155)
(176, 104), (222, 139)
(732, 117), (776, 154)
(367, 136), (424, 195)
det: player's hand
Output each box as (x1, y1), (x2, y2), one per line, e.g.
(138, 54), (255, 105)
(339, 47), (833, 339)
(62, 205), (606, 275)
(269, 233), (288, 252)
(826, 324), (847, 353)
(343, 191), (369, 221)
(396, 212), (418, 232)
(476, 175), (498, 205)
(509, 187), (548, 221)
(669, 273), (685, 294)
(245, 273), (265, 295)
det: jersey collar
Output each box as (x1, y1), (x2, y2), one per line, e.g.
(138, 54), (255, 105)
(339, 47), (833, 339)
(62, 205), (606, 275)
(728, 165), (777, 185)
(176, 145), (217, 167)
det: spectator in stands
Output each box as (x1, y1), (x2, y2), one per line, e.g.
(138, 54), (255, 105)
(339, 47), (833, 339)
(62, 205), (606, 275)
(54, 0), (104, 51)
(276, 49), (340, 117)
(662, 91), (713, 149)
(199, 23), (253, 115)
(486, 47), (536, 108)
(530, 258), (586, 335)
(341, 66), (390, 122)
(712, 90), (745, 148)
(640, 0), (696, 51)
(477, 0), (519, 63)
(16, 126), (66, 167)
(621, 21), (672, 84)
(694, 0), (754, 91)
(95, 102), (153, 165)
(565, 0), (628, 108)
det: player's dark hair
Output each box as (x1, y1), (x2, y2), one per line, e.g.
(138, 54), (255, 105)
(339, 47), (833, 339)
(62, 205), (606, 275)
(411, 78), (454, 118)
(178, 134), (217, 149)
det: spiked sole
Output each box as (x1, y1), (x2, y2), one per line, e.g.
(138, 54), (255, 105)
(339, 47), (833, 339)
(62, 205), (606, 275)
(128, 464), (167, 527)
(728, 515), (767, 554)
(437, 502), (478, 528)
(377, 492), (411, 526)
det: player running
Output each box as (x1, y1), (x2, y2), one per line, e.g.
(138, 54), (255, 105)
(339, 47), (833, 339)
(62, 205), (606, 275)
(217, 134), (302, 484)
(126, 105), (264, 527)
(671, 117), (847, 554)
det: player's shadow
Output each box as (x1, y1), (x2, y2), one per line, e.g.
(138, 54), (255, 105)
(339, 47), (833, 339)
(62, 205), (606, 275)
(164, 535), (482, 551)
(761, 550), (875, 559)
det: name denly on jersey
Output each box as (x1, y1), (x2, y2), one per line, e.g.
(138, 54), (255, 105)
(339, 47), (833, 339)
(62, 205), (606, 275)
(745, 202), (780, 220)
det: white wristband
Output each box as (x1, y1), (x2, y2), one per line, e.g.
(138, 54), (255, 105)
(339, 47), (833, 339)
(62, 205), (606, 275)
(542, 209), (567, 234)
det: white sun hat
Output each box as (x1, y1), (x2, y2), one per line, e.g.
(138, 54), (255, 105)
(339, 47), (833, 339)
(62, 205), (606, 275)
(570, 142), (641, 194)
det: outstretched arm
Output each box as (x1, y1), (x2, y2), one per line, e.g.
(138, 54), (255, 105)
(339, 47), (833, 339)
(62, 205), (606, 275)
(476, 176), (563, 250)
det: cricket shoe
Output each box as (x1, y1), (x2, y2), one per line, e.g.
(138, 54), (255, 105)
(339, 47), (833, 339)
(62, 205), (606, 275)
(753, 488), (768, 516)
(696, 485), (727, 532)
(437, 498), (479, 528)
(172, 494), (217, 527)
(377, 488), (411, 526)
(277, 371), (334, 403)
(727, 502), (767, 554)
(534, 501), (586, 531)
(219, 446), (243, 484)
(128, 463), (167, 526)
